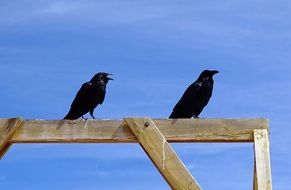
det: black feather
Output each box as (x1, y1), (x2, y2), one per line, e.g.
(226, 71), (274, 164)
(64, 72), (113, 120)
(169, 70), (218, 118)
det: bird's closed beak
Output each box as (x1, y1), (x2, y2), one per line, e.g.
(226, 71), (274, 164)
(107, 74), (113, 80)
(211, 70), (219, 75)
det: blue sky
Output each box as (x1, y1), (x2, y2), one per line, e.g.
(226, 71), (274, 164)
(0, 0), (290, 189)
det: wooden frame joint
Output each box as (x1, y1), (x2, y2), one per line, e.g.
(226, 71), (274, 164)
(0, 118), (24, 159)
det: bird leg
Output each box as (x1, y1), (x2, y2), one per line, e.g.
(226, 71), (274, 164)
(81, 115), (88, 120)
(90, 110), (95, 119)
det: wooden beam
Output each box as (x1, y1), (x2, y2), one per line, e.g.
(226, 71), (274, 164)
(125, 118), (201, 190)
(5, 118), (268, 143)
(0, 118), (273, 189)
(253, 129), (272, 190)
(253, 156), (258, 190)
(0, 118), (24, 159)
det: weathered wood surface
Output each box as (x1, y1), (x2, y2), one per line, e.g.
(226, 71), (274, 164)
(253, 129), (272, 190)
(253, 157), (258, 190)
(1, 118), (269, 143)
(0, 117), (272, 189)
(125, 118), (201, 190)
(0, 118), (24, 159)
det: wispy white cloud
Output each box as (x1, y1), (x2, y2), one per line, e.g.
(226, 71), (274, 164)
(36, 1), (82, 15)
(1, 1), (291, 189)
(0, 0), (175, 25)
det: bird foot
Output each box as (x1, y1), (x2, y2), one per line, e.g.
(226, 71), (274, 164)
(81, 116), (88, 121)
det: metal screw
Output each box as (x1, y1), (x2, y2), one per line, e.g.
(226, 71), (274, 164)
(144, 122), (150, 127)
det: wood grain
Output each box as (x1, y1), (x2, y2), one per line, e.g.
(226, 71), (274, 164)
(125, 118), (201, 190)
(0, 118), (24, 159)
(3, 118), (269, 143)
(253, 129), (272, 190)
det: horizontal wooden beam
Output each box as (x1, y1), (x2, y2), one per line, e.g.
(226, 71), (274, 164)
(0, 118), (269, 143)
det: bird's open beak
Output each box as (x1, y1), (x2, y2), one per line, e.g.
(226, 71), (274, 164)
(107, 74), (113, 80)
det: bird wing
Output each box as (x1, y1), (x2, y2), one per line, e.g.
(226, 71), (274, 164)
(173, 81), (202, 113)
(98, 89), (106, 105)
(70, 82), (92, 108)
(64, 82), (93, 119)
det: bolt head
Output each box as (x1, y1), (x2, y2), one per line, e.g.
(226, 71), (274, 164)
(144, 122), (150, 127)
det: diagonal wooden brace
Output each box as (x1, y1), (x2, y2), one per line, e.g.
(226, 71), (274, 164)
(124, 117), (201, 190)
(0, 118), (24, 159)
(253, 129), (272, 190)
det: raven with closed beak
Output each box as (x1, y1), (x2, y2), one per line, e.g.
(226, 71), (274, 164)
(169, 70), (218, 119)
(64, 72), (113, 120)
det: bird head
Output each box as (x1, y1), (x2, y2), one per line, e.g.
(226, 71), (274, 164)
(198, 70), (219, 82)
(90, 72), (113, 83)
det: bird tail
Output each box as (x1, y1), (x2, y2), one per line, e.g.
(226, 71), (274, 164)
(63, 110), (80, 120)
(169, 110), (192, 119)
(169, 112), (179, 119)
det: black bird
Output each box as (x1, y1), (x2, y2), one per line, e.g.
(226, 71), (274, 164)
(169, 70), (219, 119)
(64, 72), (113, 120)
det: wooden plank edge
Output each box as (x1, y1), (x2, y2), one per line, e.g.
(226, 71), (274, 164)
(4, 118), (270, 143)
(0, 118), (24, 159)
(254, 129), (272, 190)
